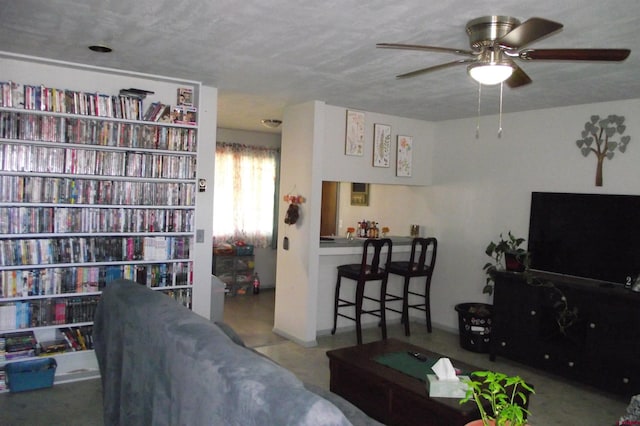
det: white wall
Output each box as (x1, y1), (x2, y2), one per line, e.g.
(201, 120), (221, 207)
(274, 101), (324, 345)
(215, 128), (280, 288)
(217, 128), (281, 149)
(274, 92), (640, 343)
(426, 98), (640, 332)
(192, 84), (217, 318)
(275, 101), (437, 344)
(322, 105), (433, 185)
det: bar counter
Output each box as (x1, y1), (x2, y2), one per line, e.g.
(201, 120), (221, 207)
(316, 236), (416, 335)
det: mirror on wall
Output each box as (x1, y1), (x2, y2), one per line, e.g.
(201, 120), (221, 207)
(350, 183), (369, 206)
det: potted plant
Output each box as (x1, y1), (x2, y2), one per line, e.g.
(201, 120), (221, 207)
(460, 370), (535, 426)
(483, 232), (529, 295)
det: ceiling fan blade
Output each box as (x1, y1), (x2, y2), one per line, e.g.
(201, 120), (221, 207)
(519, 48), (631, 61)
(396, 59), (477, 79)
(377, 43), (476, 57)
(505, 65), (532, 88)
(498, 17), (563, 49)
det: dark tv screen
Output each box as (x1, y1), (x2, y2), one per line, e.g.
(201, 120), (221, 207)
(528, 192), (640, 286)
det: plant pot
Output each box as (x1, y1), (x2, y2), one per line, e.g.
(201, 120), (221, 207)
(454, 303), (492, 353)
(504, 252), (525, 272)
(465, 420), (491, 426)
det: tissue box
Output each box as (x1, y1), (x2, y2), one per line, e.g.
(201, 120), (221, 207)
(426, 374), (470, 398)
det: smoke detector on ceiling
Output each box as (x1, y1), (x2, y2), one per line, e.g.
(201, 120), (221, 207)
(88, 44), (112, 53)
(261, 119), (282, 128)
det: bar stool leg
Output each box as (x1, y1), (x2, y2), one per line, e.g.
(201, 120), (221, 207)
(380, 278), (388, 340)
(402, 275), (411, 336)
(355, 279), (365, 345)
(332, 274), (341, 335)
(425, 281), (432, 333)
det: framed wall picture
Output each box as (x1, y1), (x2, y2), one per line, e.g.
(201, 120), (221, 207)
(350, 182), (369, 206)
(396, 135), (413, 177)
(373, 123), (391, 167)
(345, 110), (365, 156)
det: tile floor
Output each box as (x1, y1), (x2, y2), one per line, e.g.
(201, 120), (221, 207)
(0, 288), (631, 425)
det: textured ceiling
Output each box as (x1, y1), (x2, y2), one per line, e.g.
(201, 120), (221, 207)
(1, 0), (639, 134)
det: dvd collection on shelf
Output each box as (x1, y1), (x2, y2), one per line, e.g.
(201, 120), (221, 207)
(0, 235), (191, 267)
(0, 143), (196, 179)
(0, 177), (194, 205)
(0, 76), (198, 367)
(0, 261), (192, 299)
(0, 112), (198, 152)
(0, 74), (198, 382)
(1, 82), (144, 119)
(0, 207), (194, 234)
(0, 325), (95, 363)
(0, 296), (99, 330)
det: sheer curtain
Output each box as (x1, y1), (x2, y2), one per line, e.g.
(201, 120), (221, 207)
(213, 142), (279, 248)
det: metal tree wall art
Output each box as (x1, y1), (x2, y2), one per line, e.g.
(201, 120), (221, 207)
(576, 114), (630, 186)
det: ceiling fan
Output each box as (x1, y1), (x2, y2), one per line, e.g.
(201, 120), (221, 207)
(377, 16), (631, 87)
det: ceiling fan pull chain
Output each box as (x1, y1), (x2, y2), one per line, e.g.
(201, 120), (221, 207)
(475, 82), (482, 139)
(498, 81), (504, 138)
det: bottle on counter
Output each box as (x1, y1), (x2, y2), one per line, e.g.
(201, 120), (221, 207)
(252, 272), (260, 294)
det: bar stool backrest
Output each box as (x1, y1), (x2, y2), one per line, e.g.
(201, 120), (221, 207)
(361, 238), (393, 276)
(409, 237), (437, 273)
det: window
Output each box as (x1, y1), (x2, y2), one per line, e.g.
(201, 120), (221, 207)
(213, 142), (279, 248)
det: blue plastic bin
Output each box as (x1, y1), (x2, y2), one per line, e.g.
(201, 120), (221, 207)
(6, 358), (57, 392)
(235, 244), (254, 256)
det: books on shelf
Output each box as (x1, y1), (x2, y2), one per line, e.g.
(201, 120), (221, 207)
(0, 81), (199, 126)
(0, 111), (198, 151)
(0, 176), (196, 206)
(0, 325), (94, 358)
(0, 74), (198, 350)
(0, 330), (36, 360)
(0, 206), (194, 234)
(0, 236), (192, 268)
(0, 261), (193, 299)
(0, 297), (100, 329)
(0, 81), (24, 108)
(0, 143), (196, 179)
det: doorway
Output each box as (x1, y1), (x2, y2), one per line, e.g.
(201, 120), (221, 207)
(320, 181), (339, 236)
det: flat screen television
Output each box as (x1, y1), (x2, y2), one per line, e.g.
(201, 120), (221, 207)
(527, 192), (640, 286)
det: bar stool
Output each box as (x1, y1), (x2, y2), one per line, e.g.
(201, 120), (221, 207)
(385, 237), (437, 336)
(331, 238), (393, 345)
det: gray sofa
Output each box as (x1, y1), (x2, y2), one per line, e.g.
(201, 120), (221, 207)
(93, 279), (380, 425)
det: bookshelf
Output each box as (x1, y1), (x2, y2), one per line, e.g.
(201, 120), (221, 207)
(0, 52), (215, 386)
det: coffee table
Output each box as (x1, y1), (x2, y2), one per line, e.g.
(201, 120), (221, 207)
(326, 338), (484, 426)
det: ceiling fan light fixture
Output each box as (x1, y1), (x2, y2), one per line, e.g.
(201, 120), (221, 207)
(467, 48), (515, 85)
(468, 63), (514, 85)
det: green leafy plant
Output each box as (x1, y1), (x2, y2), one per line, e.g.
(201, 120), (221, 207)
(460, 370), (535, 426)
(483, 232), (529, 295)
